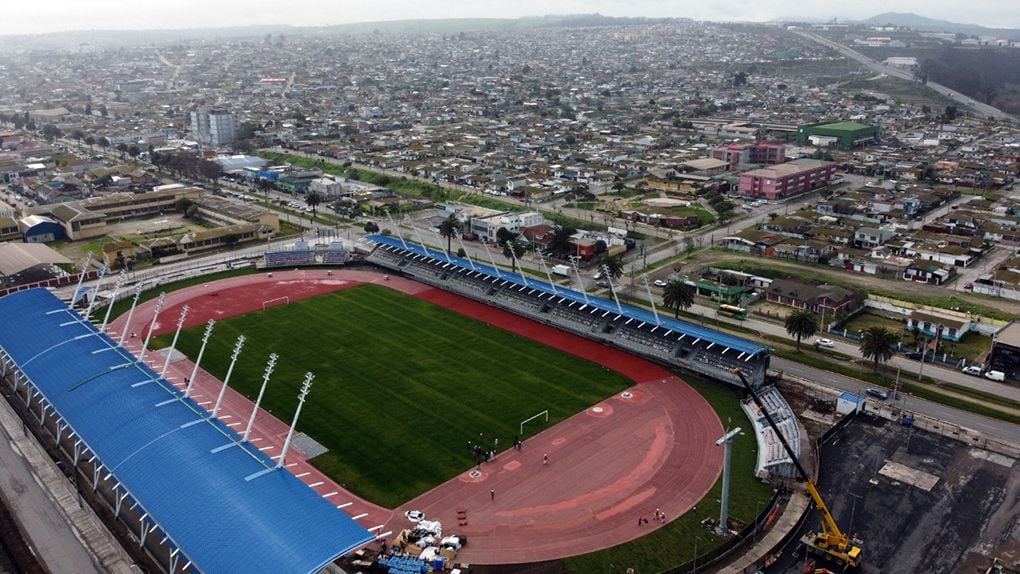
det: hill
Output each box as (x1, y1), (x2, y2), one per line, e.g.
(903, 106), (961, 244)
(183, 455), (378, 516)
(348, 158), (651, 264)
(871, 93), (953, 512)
(862, 12), (1020, 40)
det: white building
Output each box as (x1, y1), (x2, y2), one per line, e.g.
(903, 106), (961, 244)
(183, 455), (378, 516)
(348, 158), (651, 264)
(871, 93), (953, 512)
(309, 177), (343, 199)
(190, 109), (238, 146)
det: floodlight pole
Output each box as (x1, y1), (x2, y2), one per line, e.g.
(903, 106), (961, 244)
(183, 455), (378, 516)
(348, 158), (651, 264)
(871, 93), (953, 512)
(385, 212), (408, 249)
(160, 305), (190, 379)
(455, 233), (477, 270)
(603, 264), (623, 313)
(71, 253), (93, 307)
(100, 271), (127, 332)
(185, 320), (216, 398)
(118, 283), (144, 345)
(481, 242), (504, 279)
(537, 251), (558, 295)
(243, 353), (278, 442)
(137, 293), (166, 364)
(569, 256), (589, 304)
(509, 246), (529, 286)
(277, 372), (314, 469)
(212, 335), (246, 418)
(642, 276), (661, 326)
(83, 265), (107, 320)
(715, 427), (742, 536)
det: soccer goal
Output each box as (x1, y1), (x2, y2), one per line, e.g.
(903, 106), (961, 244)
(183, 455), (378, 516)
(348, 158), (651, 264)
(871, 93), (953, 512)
(262, 296), (290, 310)
(520, 410), (549, 437)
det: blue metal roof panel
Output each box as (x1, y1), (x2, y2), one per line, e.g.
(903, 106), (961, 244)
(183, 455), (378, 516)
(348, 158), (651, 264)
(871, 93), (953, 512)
(367, 234), (768, 356)
(0, 288), (373, 574)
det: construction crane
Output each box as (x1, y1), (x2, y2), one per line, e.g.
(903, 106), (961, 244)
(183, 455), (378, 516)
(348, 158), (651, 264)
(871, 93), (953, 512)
(732, 368), (863, 569)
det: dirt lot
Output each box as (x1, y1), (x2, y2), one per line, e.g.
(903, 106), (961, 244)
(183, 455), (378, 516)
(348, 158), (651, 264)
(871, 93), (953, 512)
(766, 414), (1020, 573)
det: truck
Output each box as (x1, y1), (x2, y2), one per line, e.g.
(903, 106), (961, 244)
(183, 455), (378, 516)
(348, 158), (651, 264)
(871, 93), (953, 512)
(551, 264), (571, 277)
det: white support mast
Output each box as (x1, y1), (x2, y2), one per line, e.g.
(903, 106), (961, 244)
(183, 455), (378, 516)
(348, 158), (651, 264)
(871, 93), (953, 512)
(160, 305), (190, 379)
(481, 242), (504, 279)
(509, 245), (528, 286)
(384, 212), (408, 249)
(83, 265), (107, 320)
(137, 293), (166, 364)
(569, 256), (589, 304)
(408, 219), (431, 257)
(432, 230), (453, 263)
(603, 264), (623, 313)
(276, 372), (314, 469)
(185, 320), (216, 398)
(100, 271), (127, 333)
(243, 353), (278, 442)
(71, 253), (93, 308)
(537, 251), (558, 295)
(212, 335), (246, 418)
(118, 283), (144, 345)
(455, 233), (477, 270)
(642, 276), (662, 326)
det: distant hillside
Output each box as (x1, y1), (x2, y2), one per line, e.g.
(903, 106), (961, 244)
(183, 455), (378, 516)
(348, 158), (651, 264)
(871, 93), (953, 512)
(862, 12), (1020, 40)
(0, 14), (681, 51)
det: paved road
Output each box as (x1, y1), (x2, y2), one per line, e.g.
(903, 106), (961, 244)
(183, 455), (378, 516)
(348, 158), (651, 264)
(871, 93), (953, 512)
(772, 356), (1020, 445)
(796, 31), (1013, 121)
(0, 406), (107, 574)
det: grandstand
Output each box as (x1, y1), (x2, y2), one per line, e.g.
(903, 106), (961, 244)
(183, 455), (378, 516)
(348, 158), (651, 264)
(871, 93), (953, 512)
(363, 235), (770, 387)
(0, 288), (373, 573)
(264, 240), (350, 268)
(739, 386), (805, 479)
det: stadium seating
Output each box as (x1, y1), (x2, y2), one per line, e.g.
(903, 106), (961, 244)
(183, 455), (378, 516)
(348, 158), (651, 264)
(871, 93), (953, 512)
(365, 237), (770, 388)
(739, 386), (801, 478)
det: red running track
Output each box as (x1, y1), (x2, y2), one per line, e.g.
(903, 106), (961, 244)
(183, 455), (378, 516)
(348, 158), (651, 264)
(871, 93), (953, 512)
(108, 269), (723, 564)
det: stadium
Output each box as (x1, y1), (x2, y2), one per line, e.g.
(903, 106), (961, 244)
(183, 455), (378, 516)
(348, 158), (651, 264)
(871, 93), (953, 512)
(0, 234), (806, 574)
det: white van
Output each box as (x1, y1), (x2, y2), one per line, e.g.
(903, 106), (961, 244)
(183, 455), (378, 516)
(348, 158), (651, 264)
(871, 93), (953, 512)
(984, 370), (1006, 382)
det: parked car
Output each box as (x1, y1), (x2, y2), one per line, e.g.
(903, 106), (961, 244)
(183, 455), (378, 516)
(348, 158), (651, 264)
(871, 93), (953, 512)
(984, 370), (1006, 382)
(963, 282), (973, 290)
(866, 388), (889, 400)
(905, 351), (934, 362)
(962, 365), (983, 376)
(653, 279), (667, 287)
(815, 338), (835, 348)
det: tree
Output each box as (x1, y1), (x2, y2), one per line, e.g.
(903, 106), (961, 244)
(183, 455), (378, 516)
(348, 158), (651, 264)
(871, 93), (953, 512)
(603, 254), (624, 281)
(662, 280), (694, 319)
(438, 215), (461, 253)
(84, 135), (95, 152)
(860, 326), (898, 374)
(549, 225), (577, 255)
(71, 129), (84, 144)
(364, 221), (379, 233)
(97, 136), (110, 150)
(116, 143), (128, 157)
(127, 145), (140, 159)
(305, 191), (322, 218)
(495, 227), (515, 246)
(257, 178), (274, 205)
(784, 309), (818, 351)
(502, 239), (526, 272)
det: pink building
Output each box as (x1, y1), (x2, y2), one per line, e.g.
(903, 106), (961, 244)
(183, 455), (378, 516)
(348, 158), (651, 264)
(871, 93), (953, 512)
(738, 159), (836, 200)
(712, 142), (786, 170)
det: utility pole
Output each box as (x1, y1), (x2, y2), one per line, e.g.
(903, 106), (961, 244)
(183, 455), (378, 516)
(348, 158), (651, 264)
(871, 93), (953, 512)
(715, 427), (742, 536)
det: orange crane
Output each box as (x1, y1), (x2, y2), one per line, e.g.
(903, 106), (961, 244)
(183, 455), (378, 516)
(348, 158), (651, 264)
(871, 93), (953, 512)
(733, 368), (863, 569)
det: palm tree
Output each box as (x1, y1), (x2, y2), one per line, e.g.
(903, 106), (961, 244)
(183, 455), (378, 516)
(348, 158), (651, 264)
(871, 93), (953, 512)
(784, 309), (818, 351)
(603, 254), (625, 281)
(662, 280), (695, 319)
(860, 326), (898, 374)
(438, 215), (460, 253)
(305, 191), (322, 218)
(502, 239), (526, 272)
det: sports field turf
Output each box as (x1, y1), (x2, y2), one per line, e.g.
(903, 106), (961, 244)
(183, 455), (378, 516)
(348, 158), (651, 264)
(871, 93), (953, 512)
(157, 284), (632, 507)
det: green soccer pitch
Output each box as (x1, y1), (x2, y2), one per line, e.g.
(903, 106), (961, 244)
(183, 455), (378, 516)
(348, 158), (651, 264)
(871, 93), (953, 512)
(159, 284), (632, 507)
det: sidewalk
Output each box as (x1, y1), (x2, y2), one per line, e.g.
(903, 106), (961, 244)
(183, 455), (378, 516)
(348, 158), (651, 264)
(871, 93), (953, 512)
(715, 490), (810, 574)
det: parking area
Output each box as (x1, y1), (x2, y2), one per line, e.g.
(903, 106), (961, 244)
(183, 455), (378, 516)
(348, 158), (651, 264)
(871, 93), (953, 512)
(767, 415), (1019, 573)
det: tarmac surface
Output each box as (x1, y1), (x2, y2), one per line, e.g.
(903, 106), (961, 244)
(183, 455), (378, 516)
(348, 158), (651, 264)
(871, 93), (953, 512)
(767, 414), (1020, 573)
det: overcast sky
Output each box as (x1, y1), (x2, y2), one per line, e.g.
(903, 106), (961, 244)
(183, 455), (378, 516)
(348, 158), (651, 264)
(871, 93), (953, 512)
(1, 0), (1017, 36)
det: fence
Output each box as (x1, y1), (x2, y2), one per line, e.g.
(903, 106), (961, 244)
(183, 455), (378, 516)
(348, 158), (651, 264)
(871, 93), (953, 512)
(656, 492), (782, 574)
(0, 270), (100, 298)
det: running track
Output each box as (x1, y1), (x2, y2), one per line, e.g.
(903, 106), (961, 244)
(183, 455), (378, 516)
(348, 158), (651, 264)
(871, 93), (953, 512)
(107, 269), (724, 564)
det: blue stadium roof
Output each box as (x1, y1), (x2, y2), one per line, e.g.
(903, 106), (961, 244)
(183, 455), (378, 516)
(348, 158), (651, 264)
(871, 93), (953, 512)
(367, 234), (768, 358)
(0, 289), (373, 574)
